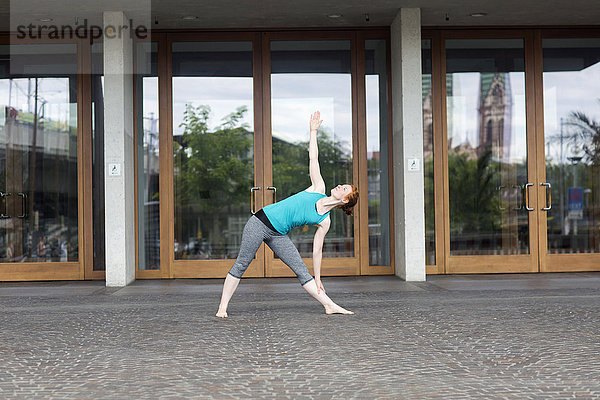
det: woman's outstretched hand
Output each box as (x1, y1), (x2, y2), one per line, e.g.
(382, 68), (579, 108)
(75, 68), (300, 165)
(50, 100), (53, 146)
(315, 278), (326, 294)
(310, 111), (323, 132)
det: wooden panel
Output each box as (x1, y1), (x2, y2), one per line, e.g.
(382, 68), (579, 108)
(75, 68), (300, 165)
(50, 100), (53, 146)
(431, 30), (446, 274)
(350, 31), (361, 276)
(136, 269), (162, 279)
(270, 257), (360, 277)
(440, 31), (451, 273)
(159, 33), (172, 279)
(172, 259), (263, 279)
(545, 254), (600, 272)
(79, 38), (92, 280)
(0, 263), (80, 281)
(356, 32), (369, 275)
(252, 32), (266, 277)
(532, 30), (549, 272)
(426, 265), (441, 275)
(448, 255), (536, 273)
(524, 29), (542, 272)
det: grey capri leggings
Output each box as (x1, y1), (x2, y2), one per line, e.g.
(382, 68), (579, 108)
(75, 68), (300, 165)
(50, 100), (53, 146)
(228, 215), (314, 286)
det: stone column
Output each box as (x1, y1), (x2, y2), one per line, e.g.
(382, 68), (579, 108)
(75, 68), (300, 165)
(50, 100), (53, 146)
(103, 11), (135, 286)
(390, 8), (426, 281)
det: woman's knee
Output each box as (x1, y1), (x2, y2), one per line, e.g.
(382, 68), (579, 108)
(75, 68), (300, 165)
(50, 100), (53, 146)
(228, 261), (248, 279)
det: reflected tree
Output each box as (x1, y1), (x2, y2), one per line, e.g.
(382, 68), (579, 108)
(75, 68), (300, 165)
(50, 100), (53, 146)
(567, 107), (600, 166)
(174, 104), (253, 258)
(448, 148), (502, 235)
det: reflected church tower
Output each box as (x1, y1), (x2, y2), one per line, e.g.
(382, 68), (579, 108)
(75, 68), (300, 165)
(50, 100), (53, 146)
(477, 73), (512, 162)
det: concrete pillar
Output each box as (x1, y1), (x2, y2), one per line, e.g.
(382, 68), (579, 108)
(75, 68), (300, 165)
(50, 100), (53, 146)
(391, 8), (426, 281)
(103, 11), (135, 286)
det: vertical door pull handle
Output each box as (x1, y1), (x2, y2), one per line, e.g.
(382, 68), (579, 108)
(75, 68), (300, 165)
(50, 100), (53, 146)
(497, 185), (506, 211)
(524, 183), (534, 211)
(0, 192), (11, 219)
(512, 185), (523, 211)
(540, 182), (552, 211)
(267, 186), (277, 203)
(250, 187), (261, 215)
(17, 192), (27, 218)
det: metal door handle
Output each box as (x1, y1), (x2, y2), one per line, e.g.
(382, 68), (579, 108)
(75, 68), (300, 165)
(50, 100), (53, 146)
(267, 186), (277, 203)
(17, 192), (27, 218)
(250, 187), (260, 215)
(0, 192), (11, 219)
(540, 182), (552, 211)
(512, 185), (523, 211)
(523, 183), (534, 211)
(497, 185), (506, 211)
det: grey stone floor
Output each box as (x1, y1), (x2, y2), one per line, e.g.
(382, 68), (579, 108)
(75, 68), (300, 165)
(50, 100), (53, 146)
(1, 273), (600, 399)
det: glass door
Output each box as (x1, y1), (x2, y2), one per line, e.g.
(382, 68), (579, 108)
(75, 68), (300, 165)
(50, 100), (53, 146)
(264, 34), (359, 277)
(0, 42), (80, 280)
(168, 34), (264, 278)
(538, 36), (600, 271)
(443, 34), (540, 273)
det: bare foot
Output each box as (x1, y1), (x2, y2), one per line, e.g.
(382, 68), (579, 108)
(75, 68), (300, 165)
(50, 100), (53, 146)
(216, 310), (228, 318)
(325, 304), (354, 315)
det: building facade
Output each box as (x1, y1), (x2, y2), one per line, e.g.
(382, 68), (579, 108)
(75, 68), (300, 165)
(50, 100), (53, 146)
(1, 4), (599, 284)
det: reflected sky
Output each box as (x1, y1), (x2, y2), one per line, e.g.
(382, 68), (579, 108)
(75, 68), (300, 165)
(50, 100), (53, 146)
(271, 73), (351, 148)
(366, 75), (380, 154)
(172, 77), (253, 135)
(544, 61), (600, 164)
(0, 78), (75, 129)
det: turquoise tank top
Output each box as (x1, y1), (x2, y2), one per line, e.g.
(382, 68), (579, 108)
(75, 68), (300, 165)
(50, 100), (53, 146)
(262, 190), (330, 235)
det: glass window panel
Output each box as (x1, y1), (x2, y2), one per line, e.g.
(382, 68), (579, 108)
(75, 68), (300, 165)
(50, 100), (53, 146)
(446, 38), (529, 255)
(172, 41), (254, 260)
(270, 40), (353, 258)
(136, 42), (160, 269)
(365, 39), (391, 266)
(543, 38), (600, 254)
(421, 39), (435, 265)
(91, 42), (105, 270)
(0, 44), (78, 262)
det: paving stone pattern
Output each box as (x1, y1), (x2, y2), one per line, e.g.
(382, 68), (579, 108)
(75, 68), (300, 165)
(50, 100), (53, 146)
(1, 276), (600, 399)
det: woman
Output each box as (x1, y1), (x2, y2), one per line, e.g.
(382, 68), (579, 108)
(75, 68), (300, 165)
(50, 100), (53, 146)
(216, 111), (359, 318)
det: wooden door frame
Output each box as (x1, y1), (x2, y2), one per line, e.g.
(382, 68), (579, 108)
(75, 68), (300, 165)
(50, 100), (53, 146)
(421, 30), (447, 275)
(426, 28), (541, 274)
(423, 26), (600, 274)
(357, 30), (395, 276)
(262, 30), (363, 278)
(534, 28), (600, 272)
(157, 31), (266, 279)
(0, 34), (87, 281)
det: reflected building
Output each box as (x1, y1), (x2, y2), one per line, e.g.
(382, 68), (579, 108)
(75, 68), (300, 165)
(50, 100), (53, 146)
(478, 73), (512, 162)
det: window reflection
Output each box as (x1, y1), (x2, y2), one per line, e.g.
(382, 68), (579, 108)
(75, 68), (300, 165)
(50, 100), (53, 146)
(365, 39), (391, 266)
(136, 42), (160, 269)
(270, 40), (353, 258)
(421, 39), (435, 265)
(91, 42), (106, 270)
(0, 44), (78, 263)
(446, 39), (529, 255)
(172, 41), (254, 260)
(543, 38), (600, 254)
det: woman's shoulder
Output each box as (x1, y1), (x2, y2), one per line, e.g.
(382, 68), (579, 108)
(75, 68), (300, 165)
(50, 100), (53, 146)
(304, 184), (326, 195)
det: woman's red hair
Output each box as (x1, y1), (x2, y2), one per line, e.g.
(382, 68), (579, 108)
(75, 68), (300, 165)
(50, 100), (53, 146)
(337, 184), (359, 216)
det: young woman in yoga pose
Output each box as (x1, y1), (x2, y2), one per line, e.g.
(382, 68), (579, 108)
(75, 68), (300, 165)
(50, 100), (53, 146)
(216, 111), (359, 318)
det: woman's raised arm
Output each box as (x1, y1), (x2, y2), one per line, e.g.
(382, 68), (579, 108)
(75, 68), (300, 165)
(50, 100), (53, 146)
(308, 111), (325, 193)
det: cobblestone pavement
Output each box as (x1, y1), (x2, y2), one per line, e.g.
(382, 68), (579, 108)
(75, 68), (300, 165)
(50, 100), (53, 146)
(1, 273), (600, 399)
